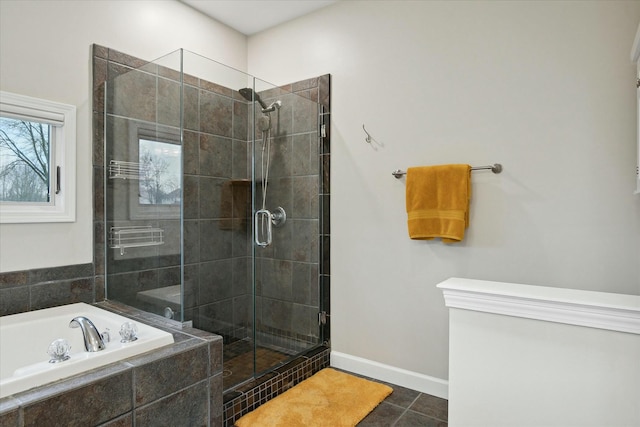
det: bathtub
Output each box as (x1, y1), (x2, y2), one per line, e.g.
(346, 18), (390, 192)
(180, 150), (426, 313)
(0, 302), (174, 399)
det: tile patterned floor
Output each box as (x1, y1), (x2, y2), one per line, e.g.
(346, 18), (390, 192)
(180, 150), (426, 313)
(224, 355), (448, 427)
(223, 339), (292, 389)
(353, 373), (448, 427)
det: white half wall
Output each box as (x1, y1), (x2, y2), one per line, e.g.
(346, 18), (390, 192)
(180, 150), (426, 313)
(439, 278), (640, 426)
(248, 1), (640, 383)
(0, 0), (246, 272)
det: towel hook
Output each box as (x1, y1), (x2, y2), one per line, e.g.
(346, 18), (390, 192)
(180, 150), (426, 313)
(362, 124), (372, 144)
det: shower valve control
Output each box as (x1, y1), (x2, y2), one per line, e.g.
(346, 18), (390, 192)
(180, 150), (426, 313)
(271, 207), (286, 227)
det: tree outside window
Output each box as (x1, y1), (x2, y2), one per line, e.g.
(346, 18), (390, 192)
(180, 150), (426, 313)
(138, 138), (180, 206)
(0, 117), (51, 203)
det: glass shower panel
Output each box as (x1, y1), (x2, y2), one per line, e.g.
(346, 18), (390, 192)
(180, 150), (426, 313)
(104, 50), (185, 322)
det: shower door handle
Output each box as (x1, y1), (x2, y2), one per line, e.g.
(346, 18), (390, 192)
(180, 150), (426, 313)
(254, 209), (272, 247)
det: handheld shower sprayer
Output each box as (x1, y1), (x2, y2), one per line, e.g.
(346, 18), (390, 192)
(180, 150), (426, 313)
(238, 87), (285, 248)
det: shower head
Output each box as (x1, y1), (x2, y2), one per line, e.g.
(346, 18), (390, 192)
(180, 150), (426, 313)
(239, 87), (268, 110)
(239, 88), (281, 113)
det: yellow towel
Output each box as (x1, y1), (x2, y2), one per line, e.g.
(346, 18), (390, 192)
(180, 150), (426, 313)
(406, 164), (471, 243)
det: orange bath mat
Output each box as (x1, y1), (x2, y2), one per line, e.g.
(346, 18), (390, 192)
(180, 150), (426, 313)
(235, 368), (393, 427)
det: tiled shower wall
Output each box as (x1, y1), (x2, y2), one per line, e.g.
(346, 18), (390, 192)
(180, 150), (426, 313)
(253, 79), (331, 350)
(93, 45), (331, 352)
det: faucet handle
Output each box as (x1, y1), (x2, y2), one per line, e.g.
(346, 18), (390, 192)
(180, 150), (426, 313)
(101, 328), (111, 343)
(119, 322), (138, 343)
(47, 338), (71, 363)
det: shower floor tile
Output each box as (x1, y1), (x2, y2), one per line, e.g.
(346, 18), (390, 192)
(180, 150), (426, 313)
(223, 340), (291, 389)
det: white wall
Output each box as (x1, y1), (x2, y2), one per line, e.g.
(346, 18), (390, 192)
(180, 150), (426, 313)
(0, 0), (246, 272)
(248, 1), (640, 383)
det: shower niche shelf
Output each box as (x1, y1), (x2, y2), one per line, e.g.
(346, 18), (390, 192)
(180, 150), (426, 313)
(109, 160), (143, 180)
(109, 226), (164, 255)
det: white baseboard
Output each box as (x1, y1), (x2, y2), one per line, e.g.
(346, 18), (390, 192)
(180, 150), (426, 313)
(330, 351), (449, 399)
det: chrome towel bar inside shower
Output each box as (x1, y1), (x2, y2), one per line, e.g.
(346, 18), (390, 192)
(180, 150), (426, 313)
(392, 163), (503, 179)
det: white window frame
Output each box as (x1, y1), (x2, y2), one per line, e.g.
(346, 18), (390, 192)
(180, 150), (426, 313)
(0, 91), (76, 223)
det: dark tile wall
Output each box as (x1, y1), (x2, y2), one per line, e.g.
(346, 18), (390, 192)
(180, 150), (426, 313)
(0, 263), (96, 316)
(252, 77), (331, 351)
(0, 301), (223, 426)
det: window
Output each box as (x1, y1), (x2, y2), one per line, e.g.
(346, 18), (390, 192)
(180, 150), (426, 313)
(0, 91), (76, 223)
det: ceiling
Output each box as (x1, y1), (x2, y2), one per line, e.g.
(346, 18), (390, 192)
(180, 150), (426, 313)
(180, 0), (337, 36)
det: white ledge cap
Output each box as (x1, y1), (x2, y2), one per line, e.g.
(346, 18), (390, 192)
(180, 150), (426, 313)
(437, 278), (640, 335)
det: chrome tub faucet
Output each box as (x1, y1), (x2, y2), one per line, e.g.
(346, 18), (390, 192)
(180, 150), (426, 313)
(69, 316), (106, 352)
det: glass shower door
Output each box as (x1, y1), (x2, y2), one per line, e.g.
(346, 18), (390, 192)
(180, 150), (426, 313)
(251, 79), (323, 377)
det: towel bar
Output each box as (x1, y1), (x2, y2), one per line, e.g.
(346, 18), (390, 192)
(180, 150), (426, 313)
(392, 163), (502, 179)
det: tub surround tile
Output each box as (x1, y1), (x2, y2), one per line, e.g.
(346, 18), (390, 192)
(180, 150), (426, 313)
(0, 397), (20, 427)
(98, 413), (133, 427)
(135, 381), (209, 427)
(0, 301), (223, 427)
(22, 369), (132, 426)
(0, 286), (30, 317)
(27, 263), (93, 283)
(19, 358), (132, 404)
(0, 271), (28, 287)
(0, 263), (96, 316)
(29, 277), (94, 311)
(133, 344), (209, 406)
(209, 373), (224, 426)
(0, 409), (19, 427)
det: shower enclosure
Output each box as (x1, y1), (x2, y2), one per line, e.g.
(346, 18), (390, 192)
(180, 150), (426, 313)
(102, 49), (327, 390)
